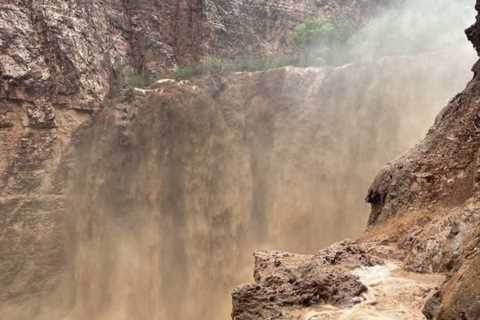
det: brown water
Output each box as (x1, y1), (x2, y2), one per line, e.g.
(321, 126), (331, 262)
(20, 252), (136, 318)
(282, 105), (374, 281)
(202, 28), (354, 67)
(288, 263), (445, 320)
(55, 48), (474, 320)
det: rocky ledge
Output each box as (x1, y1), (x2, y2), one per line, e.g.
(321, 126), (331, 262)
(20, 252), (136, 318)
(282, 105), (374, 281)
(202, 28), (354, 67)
(232, 239), (448, 320)
(232, 241), (381, 320)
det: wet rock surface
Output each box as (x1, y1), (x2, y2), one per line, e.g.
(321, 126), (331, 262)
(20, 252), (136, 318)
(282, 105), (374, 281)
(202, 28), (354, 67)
(232, 241), (379, 320)
(363, 1), (480, 319)
(433, 225), (480, 320)
(232, 241), (447, 320)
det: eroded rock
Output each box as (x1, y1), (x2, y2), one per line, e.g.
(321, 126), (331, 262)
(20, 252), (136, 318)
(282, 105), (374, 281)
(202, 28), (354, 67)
(232, 241), (381, 320)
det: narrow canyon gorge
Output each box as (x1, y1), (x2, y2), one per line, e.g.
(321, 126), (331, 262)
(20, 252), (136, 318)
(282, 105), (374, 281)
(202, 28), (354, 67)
(1, 0), (480, 320)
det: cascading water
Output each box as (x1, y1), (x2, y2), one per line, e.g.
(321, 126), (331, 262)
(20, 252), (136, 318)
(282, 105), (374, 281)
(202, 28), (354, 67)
(32, 0), (476, 319)
(58, 59), (473, 320)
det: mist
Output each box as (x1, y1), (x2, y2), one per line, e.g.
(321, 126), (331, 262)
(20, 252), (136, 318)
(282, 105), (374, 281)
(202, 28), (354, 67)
(347, 0), (474, 61)
(17, 1), (477, 320)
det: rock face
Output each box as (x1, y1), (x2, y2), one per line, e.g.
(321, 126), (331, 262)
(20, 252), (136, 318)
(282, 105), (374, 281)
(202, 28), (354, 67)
(199, 0), (387, 59)
(232, 241), (380, 320)
(434, 232), (480, 320)
(365, 1), (480, 226)
(369, 1), (480, 251)
(365, 81), (480, 225)
(1, 0), (387, 102)
(232, 241), (448, 320)
(362, 2), (480, 319)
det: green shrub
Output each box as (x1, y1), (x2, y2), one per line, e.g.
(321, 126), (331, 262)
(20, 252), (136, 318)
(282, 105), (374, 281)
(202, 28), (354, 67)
(172, 55), (300, 80)
(292, 17), (353, 48)
(292, 17), (354, 65)
(172, 65), (196, 80)
(111, 64), (151, 95)
(293, 17), (333, 47)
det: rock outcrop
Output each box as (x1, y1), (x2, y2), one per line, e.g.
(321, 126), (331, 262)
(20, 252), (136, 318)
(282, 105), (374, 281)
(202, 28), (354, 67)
(232, 241), (380, 320)
(434, 233), (480, 320)
(362, 2), (480, 319)
(365, 0), (480, 229)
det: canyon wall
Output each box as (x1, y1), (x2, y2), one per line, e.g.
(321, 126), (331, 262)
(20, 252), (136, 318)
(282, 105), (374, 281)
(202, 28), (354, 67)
(362, 2), (480, 319)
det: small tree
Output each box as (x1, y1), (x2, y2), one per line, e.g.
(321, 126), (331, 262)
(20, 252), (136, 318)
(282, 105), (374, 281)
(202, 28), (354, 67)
(292, 17), (354, 65)
(111, 64), (151, 95)
(293, 17), (334, 47)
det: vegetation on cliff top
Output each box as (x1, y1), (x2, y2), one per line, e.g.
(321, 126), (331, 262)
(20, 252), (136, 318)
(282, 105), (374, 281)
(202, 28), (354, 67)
(172, 55), (300, 80)
(172, 16), (354, 80)
(108, 17), (355, 84)
(292, 16), (354, 65)
(111, 64), (152, 94)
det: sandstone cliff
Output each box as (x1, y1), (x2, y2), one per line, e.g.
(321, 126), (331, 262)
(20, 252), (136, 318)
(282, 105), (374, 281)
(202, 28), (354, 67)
(1, 0), (387, 105)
